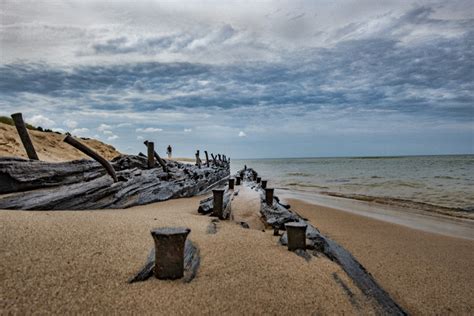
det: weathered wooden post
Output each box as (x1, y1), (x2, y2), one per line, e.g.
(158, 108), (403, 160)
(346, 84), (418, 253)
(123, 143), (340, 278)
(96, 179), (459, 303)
(285, 222), (307, 251)
(256, 177), (261, 184)
(261, 180), (267, 189)
(218, 154), (222, 162)
(143, 141), (168, 172)
(228, 178), (235, 190)
(147, 141), (155, 168)
(195, 150), (202, 169)
(150, 227), (191, 279)
(210, 153), (217, 165)
(235, 176), (241, 185)
(265, 188), (274, 206)
(204, 150), (210, 167)
(212, 189), (225, 219)
(63, 135), (118, 182)
(11, 113), (39, 160)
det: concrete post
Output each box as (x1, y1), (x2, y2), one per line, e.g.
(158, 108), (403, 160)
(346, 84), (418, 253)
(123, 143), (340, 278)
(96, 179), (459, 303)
(11, 113), (39, 160)
(285, 222), (307, 251)
(151, 227), (191, 279)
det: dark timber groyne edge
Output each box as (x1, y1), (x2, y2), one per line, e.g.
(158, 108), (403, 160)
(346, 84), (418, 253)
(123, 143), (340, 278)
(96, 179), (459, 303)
(240, 167), (407, 315)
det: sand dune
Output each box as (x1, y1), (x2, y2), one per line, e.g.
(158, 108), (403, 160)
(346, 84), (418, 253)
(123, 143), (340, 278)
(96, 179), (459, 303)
(0, 122), (121, 162)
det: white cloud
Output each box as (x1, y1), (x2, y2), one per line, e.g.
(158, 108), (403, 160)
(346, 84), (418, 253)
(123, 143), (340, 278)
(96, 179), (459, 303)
(72, 127), (89, 136)
(136, 127), (163, 133)
(117, 122), (132, 127)
(107, 135), (119, 140)
(52, 127), (66, 133)
(97, 123), (112, 132)
(103, 130), (113, 135)
(184, 128), (192, 132)
(63, 119), (78, 129)
(136, 135), (144, 140)
(27, 115), (55, 128)
(238, 131), (246, 137)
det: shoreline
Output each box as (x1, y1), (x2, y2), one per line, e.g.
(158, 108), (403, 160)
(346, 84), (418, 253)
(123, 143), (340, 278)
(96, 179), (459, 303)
(285, 198), (474, 314)
(277, 189), (474, 240)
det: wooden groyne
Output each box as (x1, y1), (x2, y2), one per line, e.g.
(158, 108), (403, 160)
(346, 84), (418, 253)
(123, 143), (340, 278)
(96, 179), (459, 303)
(199, 167), (407, 315)
(0, 154), (229, 210)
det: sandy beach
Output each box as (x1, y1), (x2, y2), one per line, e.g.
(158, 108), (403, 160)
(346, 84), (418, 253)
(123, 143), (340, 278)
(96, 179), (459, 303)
(287, 198), (474, 315)
(0, 189), (378, 315)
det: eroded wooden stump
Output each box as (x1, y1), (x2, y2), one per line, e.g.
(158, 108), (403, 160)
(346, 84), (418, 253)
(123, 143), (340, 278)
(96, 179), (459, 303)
(265, 188), (274, 206)
(285, 222), (307, 251)
(151, 227), (190, 280)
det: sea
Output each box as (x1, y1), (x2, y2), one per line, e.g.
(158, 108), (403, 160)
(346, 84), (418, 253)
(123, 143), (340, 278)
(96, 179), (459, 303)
(231, 155), (474, 212)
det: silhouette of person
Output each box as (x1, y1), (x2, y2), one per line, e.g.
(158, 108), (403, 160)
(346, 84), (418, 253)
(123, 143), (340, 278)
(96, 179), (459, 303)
(167, 145), (172, 158)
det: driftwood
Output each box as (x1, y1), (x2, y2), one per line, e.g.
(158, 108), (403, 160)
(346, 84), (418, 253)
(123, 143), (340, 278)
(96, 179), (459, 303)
(128, 239), (200, 283)
(64, 135), (118, 182)
(11, 113), (39, 160)
(0, 155), (229, 210)
(250, 170), (407, 315)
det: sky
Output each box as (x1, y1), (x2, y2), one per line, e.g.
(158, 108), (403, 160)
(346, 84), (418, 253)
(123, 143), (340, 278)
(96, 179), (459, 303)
(0, 0), (473, 158)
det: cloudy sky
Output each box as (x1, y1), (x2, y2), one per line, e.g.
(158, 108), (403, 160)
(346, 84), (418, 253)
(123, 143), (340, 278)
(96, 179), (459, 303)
(0, 0), (473, 158)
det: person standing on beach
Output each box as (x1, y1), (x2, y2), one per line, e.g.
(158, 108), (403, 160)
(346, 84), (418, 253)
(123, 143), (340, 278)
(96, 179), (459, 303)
(167, 145), (172, 158)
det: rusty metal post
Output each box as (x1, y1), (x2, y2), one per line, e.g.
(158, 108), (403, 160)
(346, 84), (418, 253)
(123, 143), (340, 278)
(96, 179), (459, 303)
(204, 150), (210, 167)
(235, 176), (241, 185)
(11, 113), (39, 160)
(147, 141), (155, 168)
(285, 222), (307, 251)
(261, 180), (267, 189)
(265, 188), (274, 206)
(228, 178), (235, 190)
(64, 135), (118, 182)
(212, 189), (225, 219)
(151, 227), (191, 280)
(256, 177), (261, 183)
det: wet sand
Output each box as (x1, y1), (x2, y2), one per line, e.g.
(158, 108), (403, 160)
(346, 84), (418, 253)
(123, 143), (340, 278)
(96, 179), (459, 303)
(0, 194), (375, 315)
(287, 198), (474, 315)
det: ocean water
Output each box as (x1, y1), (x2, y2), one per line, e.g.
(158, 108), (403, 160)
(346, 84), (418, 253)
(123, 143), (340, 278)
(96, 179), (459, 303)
(231, 155), (474, 211)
